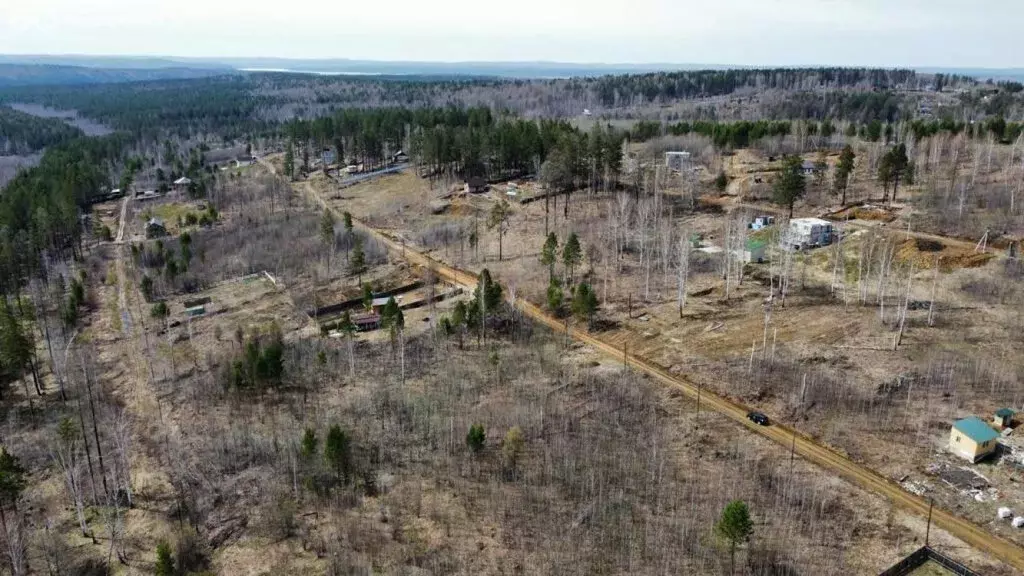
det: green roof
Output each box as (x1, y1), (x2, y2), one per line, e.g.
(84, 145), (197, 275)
(953, 417), (999, 443)
(996, 408), (1015, 418)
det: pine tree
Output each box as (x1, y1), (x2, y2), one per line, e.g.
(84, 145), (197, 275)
(0, 448), (26, 537)
(324, 425), (352, 484)
(349, 237), (367, 283)
(562, 232), (582, 285)
(888, 143), (909, 201)
(300, 428), (318, 459)
(546, 278), (564, 313)
(571, 282), (599, 329)
(835, 145), (856, 205)
(283, 141), (295, 180)
(466, 424), (486, 453)
(772, 155), (807, 219)
(320, 210), (335, 275)
(716, 500), (754, 575)
(540, 233), (558, 282)
(361, 283), (374, 312)
(155, 541), (175, 576)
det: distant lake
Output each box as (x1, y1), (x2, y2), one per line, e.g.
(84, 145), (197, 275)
(8, 102), (113, 136)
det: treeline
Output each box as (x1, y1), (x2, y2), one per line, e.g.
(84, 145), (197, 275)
(0, 134), (130, 293)
(591, 68), (966, 107)
(0, 105), (83, 154)
(0, 68), (988, 146)
(283, 106), (625, 183)
(0, 76), (269, 142)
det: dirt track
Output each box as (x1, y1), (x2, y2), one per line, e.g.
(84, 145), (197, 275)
(267, 159), (1024, 572)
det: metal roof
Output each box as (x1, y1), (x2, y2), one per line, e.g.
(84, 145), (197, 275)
(995, 408), (1015, 418)
(953, 417), (999, 443)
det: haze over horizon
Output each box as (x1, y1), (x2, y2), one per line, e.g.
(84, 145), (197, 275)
(2, 0), (1022, 69)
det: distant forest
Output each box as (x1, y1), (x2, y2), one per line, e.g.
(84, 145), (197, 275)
(0, 67), (1008, 145)
(0, 105), (83, 155)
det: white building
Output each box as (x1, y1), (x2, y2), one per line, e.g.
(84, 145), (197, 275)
(665, 151), (692, 172)
(785, 218), (834, 250)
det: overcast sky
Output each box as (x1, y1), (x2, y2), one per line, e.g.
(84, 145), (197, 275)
(2, 0), (1021, 67)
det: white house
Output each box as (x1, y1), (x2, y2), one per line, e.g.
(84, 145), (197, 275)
(786, 218), (834, 250)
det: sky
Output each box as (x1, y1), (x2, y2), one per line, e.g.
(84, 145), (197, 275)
(1, 0), (1022, 68)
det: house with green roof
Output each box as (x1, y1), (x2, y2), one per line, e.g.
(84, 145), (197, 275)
(993, 408), (1015, 429)
(949, 416), (999, 462)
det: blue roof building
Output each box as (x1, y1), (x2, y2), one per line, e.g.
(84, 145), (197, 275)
(949, 416), (999, 462)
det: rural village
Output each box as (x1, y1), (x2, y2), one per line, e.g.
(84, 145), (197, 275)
(0, 57), (1022, 576)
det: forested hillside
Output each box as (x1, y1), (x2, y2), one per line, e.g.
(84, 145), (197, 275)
(0, 105), (84, 154)
(1, 67), (1015, 146)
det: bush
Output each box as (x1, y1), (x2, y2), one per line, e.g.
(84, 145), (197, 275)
(263, 493), (299, 540)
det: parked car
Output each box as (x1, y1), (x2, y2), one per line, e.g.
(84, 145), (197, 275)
(747, 411), (770, 426)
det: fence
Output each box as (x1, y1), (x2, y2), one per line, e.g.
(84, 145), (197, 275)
(879, 546), (982, 576)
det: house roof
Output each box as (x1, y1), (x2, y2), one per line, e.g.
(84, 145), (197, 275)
(953, 417), (999, 443)
(174, 177), (192, 185)
(791, 217), (832, 227)
(371, 297), (391, 307)
(147, 217), (165, 227)
(801, 160), (817, 170)
(996, 408), (1015, 418)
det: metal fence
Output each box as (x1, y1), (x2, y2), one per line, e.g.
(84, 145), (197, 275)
(879, 546), (983, 576)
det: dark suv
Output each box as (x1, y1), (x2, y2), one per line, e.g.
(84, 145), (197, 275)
(747, 411), (770, 426)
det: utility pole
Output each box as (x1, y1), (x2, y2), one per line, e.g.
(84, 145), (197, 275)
(925, 498), (933, 547)
(789, 431), (797, 474)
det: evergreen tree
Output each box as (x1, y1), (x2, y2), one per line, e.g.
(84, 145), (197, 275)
(571, 282), (599, 329)
(300, 428), (318, 459)
(562, 232), (582, 285)
(283, 141), (295, 180)
(772, 155), (807, 219)
(155, 541), (175, 576)
(361, 283), (374, 312)
(320, 210), (335, 274)
(324, 425), (352, 483)
(888, 143), (910, 201)
(349, 237), (367, 283)
(0, 448), (26, 535)
(546, 278), (564, 314)
(835, 145), (856, 205)
(716, 500), (754, 575)
(715, 171), (729, 192)
(540, 233), (558, 282)
(466, 424), (486, 453)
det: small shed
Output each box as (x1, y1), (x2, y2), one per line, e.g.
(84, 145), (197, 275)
(800, 160), (817, 176)
(994, 408), (1015, 429)
(740, 238), (768, 263)
(949, 416), (999, 463)
(370, 297), (391, 314)
(353, 313), (381, 332)
(465, 177), (487, 194)
(392, 150), (409, 163)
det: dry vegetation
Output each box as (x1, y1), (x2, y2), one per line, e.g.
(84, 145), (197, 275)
(314, 141), (1024, 571)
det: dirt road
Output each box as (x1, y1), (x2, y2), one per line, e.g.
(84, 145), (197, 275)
(267, 159), (1024, 572)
